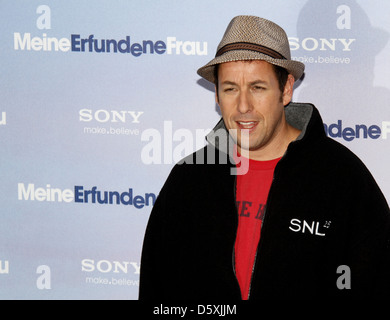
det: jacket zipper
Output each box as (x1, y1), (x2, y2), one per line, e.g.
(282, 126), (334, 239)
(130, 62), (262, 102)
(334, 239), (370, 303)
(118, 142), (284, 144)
(247, 160), (282, 299)
(247, 198), (268, 299)
(232, 175), (242, 299)
(233, 170), (275, 300)
(246, 145), (292, 299)
(247, 234), (261, 298)
(247, 175), (278, 299)
(232, 135), (297, 299)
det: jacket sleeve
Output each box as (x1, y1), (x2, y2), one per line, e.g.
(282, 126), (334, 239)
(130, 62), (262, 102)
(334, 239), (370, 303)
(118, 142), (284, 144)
(138, 195), (165, 299)
(138, 165), (178, 300)
(346, 164), (390, 298)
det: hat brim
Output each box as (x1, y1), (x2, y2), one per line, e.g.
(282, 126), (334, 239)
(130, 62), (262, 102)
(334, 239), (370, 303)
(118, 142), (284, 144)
(197, 50), (305, 84)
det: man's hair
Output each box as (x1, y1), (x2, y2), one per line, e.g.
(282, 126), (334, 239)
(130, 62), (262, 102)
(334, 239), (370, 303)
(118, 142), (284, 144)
(214, 62), (289, 101)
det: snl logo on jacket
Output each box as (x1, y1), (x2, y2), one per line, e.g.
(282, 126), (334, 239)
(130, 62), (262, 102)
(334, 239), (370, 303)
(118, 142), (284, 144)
(289, 218), (332, 237)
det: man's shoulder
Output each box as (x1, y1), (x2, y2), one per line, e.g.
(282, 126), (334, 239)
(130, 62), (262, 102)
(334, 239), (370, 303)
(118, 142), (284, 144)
(322, 136), (367, 165)
(312, 136), (379, 184)
(175, 145), (234, 167)
(157, 145), (235, 201)
(165, 145), (234, 183)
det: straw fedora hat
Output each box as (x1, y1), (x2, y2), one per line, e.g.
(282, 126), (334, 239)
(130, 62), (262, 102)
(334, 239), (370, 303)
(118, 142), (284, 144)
(197, 15), (305, 83)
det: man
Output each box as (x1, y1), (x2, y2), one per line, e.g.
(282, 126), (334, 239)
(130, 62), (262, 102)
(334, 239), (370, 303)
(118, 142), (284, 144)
(139, 15), (390, 299)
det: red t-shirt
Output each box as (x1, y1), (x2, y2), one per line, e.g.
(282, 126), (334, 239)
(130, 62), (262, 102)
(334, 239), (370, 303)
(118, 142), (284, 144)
(234, 155), (281, 299)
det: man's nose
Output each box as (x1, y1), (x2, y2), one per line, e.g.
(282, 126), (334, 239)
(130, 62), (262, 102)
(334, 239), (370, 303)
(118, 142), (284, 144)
(237, 91), (253, 114)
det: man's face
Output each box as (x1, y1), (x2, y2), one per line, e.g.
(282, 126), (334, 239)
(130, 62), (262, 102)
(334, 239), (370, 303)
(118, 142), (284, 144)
(216, 60), (294, 159)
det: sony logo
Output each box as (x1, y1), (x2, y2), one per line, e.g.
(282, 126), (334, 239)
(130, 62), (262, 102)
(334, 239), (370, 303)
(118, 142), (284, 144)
(288, 37), (355, 52)
(79, 109), (143, 123)
(81, 259), (140, 274)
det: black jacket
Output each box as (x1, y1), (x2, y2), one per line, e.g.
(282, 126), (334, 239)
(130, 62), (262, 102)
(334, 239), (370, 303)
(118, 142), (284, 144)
(139, 103), (390, 299)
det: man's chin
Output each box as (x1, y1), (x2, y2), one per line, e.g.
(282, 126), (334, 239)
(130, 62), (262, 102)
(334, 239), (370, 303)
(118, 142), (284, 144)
(235, 144), (252, 157)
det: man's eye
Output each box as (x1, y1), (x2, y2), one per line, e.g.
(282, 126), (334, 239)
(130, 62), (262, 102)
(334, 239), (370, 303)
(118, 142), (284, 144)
(253, 86), (264, 90)
(224, 87), (235, 92)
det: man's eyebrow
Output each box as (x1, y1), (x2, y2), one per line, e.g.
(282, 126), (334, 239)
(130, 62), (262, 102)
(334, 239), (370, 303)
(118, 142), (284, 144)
(249, 79), (268, 86)
(220, 79), (269, 86)
(220, 80), (237, 86)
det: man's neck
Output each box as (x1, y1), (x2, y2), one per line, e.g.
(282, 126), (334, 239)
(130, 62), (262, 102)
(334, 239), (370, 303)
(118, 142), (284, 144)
(239, 123), (301, 161)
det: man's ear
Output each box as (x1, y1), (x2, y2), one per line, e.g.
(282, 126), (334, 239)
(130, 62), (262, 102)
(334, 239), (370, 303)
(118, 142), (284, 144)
(215, 85), (220, 105)
(282, 74), (295, 106)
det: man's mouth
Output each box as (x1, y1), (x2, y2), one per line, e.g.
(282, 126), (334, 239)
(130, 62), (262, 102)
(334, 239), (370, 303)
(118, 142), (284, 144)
(236, 121), (258, 130)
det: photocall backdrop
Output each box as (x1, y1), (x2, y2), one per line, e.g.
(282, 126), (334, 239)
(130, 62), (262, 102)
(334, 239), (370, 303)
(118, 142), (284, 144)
(1, 0), (389, 299)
